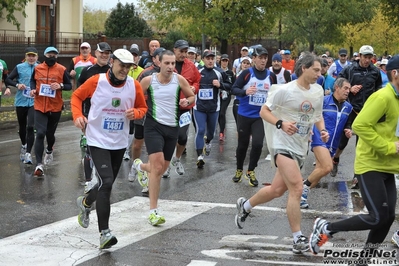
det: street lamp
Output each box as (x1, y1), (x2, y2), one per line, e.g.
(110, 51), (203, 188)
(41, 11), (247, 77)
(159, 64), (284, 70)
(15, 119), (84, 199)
(50, 0), (56, 46)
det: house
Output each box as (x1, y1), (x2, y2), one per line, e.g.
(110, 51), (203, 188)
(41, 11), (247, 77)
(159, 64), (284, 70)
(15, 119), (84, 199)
(0, 0), (84, 68)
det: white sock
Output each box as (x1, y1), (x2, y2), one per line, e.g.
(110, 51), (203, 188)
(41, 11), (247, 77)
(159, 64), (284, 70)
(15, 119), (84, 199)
(293, 231), (303, 242)
(243, 200), (253, 212)
(150, 208), (158, 215)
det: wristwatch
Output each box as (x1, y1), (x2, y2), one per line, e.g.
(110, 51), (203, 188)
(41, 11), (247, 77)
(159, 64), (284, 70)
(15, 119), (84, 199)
(15, 83), (19, 88)
(59, 83), (64, 89)
(276, 120), (283, 129)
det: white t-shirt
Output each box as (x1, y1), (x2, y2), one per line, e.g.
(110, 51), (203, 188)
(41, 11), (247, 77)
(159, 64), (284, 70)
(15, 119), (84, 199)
(264, 80), (324, 157)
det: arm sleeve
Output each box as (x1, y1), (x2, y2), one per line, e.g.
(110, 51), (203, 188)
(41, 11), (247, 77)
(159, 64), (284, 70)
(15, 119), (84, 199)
(132, 80), (148, 120)
(327, 63), (336, 77)
(284, 70), (292, 82)
(231, 70), (250, 96)
(30, 69), (36, 92)
(352, 93), (396, 155)
(62, 70), (72, 90)
(71, 75), (99, 121)
(220, 71), (232, 91)
(5, 67), (19, 87)
(67, 59), (75, 73)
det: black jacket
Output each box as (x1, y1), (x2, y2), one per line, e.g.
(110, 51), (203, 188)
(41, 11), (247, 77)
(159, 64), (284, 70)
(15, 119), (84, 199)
(338, 60), (382, 112)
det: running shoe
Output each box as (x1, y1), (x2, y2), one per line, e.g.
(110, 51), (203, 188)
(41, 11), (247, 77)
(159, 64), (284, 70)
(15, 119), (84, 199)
(20, 144), (27, 161)
(123, 150), (130, 161)
(128, 165), (137, 182)
(175, 160), (185, 175)
(99, 229), (118, 249)
(148, 211), (165, 226)
(134, 158), (148, 188)
(235, 197), (250, 229)
(309, 218), (331, 254)
(245, 171), (258, 187)
(232, 169), (243, 183)
(34, 164), (44, 177)
(141, 187), (149, 197)
(350, 176), (359, 189)
(219, 132), (225, 142)
(391, 230), (399, 248)
(44, 149), (53, 165)
(24, 153), (32, 164)
(76, 196), (91, 228)
(204, 143), (211, 156)
(162, 166), (171, 178)
(300, 184), (310, 209)
(84, 167), (98, 194)
(293, 235), (310, 254)
(330, 161), (338, 177)
(197, 155), (205, 169)
(80, 135), (87, 148)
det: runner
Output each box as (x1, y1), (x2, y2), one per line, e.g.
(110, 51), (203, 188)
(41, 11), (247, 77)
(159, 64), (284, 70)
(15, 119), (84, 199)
(235, 52), (328, 254)
(71, 49), (147, 249)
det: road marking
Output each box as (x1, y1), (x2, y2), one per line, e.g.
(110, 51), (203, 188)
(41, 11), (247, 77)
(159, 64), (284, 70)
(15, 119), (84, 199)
(187, 260), (217, 266)
(0, 197), (366, 265)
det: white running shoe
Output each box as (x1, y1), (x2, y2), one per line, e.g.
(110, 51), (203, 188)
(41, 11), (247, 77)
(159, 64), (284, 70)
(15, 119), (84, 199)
(123, 150), (130, 160)
(24, 153), (32, 164)
(128, 165), (137, 182)
(44, 149), (53, 165)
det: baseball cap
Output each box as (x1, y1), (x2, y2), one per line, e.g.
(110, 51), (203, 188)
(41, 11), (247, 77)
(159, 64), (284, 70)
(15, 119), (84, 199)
(188, 47), (196, 54)
(386, 55), (399, 71)
(359, 45), (374, 55)
(174, 40), (189, 49)
(252, 46), (268, 56)
(241, 46), (249, 51)
(339, 48), (347, 55)
(380, 59), (388, 65)
(80, 42), (91, 48)
(153, 47), (166, 58)
(44, 46), (59, 55)
(130, 44), (139, 51)
(284, 50), (291, 55)
(25, 47), (38, 55)
(96, 42), (112, 53)
(112, 49), (134, 64)
(353, 52), (359, 57)
(272, 53), (282, 62)
(130, 47), (139, 55)
(279, 50), (285, 55)
(241, 56), (252, 64)
(221, 54), (229, 60)
(321, 58), (329, 67)
(203, 50), (215, 57)
(321, 54), (328, 58)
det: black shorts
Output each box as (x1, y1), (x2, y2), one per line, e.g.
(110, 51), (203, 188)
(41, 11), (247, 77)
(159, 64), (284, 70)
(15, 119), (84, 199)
(144, 117), (179, 161)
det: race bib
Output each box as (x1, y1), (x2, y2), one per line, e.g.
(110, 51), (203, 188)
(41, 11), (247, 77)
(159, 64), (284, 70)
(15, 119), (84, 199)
(38, 84), (56, 98)
(199, 88), (213, 100)
(249, 90), (267, 106)
(102, 116), (124, 132)
(22, 87), (34, 98)
(179, 111), (191, 127)
(297, 122), (310, 136)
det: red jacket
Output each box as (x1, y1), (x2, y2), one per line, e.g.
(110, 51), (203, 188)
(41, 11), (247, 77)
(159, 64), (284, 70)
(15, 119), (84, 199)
(176, 58), (200, 110)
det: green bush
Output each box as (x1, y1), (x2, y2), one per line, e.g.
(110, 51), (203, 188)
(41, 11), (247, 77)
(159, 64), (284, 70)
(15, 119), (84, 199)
(0, 90), (73, 107)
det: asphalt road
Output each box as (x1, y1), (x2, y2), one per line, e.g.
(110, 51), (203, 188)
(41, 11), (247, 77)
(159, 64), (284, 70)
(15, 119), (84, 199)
(0, 105), (398, 266)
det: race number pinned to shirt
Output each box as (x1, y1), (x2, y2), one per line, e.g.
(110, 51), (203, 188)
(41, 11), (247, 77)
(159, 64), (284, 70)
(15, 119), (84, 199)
(199, 88), (213, 100)
(22, 87), (34, 98)
(39, 84), (56, 98)
(249, 89), (268, 106)
(179, 111), (191, 127)
(102, 116), (124, 133)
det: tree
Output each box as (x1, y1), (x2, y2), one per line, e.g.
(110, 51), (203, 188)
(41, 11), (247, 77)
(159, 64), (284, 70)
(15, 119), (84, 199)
(104, 3), (153, 38)
(0, 0), (31, 30)
(140, 0), (290, 54)
(380, 0), (399, 23)
(83, 6), (109, 34)
(281, 0), (378, 52)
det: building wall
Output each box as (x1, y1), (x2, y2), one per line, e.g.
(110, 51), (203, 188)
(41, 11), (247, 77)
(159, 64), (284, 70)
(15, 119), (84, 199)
(58, 0), (83, 36)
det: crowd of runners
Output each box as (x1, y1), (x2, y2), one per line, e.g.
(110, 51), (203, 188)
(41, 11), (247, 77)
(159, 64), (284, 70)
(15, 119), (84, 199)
(2, 40), (398, 263)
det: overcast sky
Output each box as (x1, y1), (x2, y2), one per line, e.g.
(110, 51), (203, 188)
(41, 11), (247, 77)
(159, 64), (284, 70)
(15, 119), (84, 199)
(83, 0), (139, 10)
